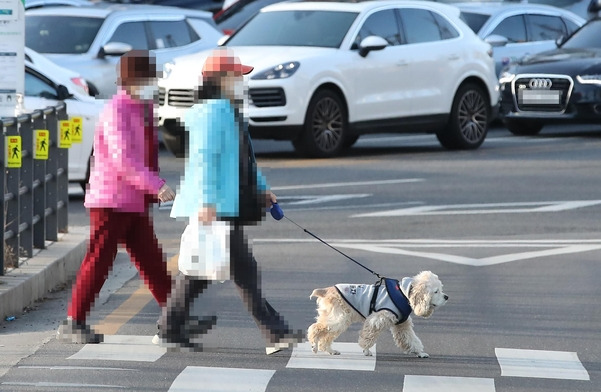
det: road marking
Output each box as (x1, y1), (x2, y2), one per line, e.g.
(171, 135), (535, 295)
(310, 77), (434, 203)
(352, 200), (601, 217)
(278, 194), (370, 205)
(402, 375), (495, 392)
(68, 335), (165, 362)
(169, 366), (275, 392)
(495, 348), (589, 381)
(19, 366), (137, 371)
(95, 255), (178, 335)
(286, 342), (376, 371)
(253, 239), (601, 267)
(271, 178), (424, 191)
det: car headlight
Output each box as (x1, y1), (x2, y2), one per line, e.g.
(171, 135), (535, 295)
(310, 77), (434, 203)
(576, 74), (601, 85)
(498, 72), (515, 85)
(251, 62), (300, 80)
(162, 61), (175, 79)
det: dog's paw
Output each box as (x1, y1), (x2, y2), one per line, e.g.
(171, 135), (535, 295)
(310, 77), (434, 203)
(328, 349), (340, 355)
(363, 349), (373, 357)
(416, 352), (429, 358)
(311, 344), (318, 354)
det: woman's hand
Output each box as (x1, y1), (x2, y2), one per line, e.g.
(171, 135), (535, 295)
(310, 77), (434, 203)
(198, 206), (217, 224)
(265, 191), (277, 207)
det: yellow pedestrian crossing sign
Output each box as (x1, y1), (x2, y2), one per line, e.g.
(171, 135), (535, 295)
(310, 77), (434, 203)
(6, 136), (21, 168)
(71, 117), (83, 143)
(34, 129), (49, 160)
(59, 120), (72, 148)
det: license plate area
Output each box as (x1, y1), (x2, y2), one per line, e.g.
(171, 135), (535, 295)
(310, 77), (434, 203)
(518, 89), (560, 105)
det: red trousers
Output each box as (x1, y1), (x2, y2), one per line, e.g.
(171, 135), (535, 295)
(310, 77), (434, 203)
(68, 208), (172, 322)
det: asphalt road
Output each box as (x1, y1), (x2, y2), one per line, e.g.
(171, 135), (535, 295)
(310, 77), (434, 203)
(1, 124), (600, 392)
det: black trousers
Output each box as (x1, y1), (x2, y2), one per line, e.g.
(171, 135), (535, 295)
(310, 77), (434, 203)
(161, 223), (292, 343)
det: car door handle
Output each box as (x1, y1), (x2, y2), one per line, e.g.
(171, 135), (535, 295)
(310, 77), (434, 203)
(396, 60), (409, 66)
(448, 54), (461, 61)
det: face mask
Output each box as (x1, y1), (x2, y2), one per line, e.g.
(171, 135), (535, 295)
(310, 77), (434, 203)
(131, 84), (158, 101)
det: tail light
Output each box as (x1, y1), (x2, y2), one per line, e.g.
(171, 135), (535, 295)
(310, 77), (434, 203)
(70, 77), (89, 95)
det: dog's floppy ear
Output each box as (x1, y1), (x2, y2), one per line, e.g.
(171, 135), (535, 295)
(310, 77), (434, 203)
(410, 272), (435, 318)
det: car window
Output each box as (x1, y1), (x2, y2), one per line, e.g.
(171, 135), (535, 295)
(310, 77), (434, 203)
(459, 11), (490, 34)
(226, 10), (358, 48)
(399, 8), (443, 44)
(490, 15), (527, 43)
(562, 19), (601, 49)
(25, 15), (104, 54)
(25, 71), (58, 100)
(432, 12), (459, 39)
(528, 14), (567, 41)
(353, 9), (401, 48)
(108, 22), (149, 49)
(148, 20), (193, 48)
(216, 0), (284, 33)
(562, 17), (580, 35)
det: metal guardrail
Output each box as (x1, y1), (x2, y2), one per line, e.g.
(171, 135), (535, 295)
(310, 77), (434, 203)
(0, 103), (69, 275)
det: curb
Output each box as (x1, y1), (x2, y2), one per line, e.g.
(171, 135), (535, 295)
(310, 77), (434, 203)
(0, 226), (88, 321)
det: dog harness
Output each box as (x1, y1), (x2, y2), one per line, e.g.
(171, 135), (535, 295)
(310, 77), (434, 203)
(335, 278), (413, 324)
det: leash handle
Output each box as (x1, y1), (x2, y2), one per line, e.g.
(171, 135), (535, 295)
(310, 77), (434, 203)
(283, 216), (382, 279)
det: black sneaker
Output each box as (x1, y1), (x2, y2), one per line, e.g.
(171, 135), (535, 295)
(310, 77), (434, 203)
(57, 318), (103, 344)
(266, 330), (304, 355)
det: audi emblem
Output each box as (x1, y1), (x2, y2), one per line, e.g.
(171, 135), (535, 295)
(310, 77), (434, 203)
(528, 78), (552, 89)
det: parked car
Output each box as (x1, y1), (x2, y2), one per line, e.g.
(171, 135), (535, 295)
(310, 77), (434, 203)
(25, 3), (224, 98)
(102, 0), (225, 13)
(24, 55), (103, 189)
(159, 0), (499, 157)
(24, 0), (94, 9)
(456, 2), (585, 75)
(25, 47), (91, 96)
(498, 18), (601, 135)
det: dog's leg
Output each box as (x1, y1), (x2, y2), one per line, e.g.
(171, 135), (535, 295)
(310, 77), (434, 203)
(390, 316), (429, 358)
(358, 311), (396, 356)
(307, 322), (332, 354)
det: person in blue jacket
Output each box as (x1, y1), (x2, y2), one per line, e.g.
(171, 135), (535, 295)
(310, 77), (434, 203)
(158, 48), (302, 354)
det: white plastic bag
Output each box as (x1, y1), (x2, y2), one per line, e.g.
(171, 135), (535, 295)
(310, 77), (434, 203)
(178, 218), (230, 280)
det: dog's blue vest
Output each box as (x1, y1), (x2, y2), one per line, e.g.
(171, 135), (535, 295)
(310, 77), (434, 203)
(335, 278), (413, 324)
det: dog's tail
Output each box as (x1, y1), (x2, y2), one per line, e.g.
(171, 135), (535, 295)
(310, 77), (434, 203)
(310, 288), (328, 300)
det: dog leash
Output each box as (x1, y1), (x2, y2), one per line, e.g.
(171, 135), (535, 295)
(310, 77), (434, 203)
(271, 203), (383, 280)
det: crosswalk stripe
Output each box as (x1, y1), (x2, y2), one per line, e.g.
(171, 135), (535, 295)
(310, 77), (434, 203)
(286, 342), (376, 371)
(68, 335), (165, 362)
(495, 348), (589, 381)
(168, 366), (276, 392)
(402, 375), (495, 392)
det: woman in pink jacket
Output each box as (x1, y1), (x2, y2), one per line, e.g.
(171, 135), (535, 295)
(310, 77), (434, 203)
(57, 50), (175, 344)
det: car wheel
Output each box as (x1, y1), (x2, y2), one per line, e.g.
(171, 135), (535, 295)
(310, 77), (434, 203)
(293, 89), (348, 157)
(437, 83), (489, 149)
(504, 119), (544, 136)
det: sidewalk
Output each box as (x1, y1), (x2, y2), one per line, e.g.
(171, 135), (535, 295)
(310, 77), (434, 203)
(0, 226), (88, 321)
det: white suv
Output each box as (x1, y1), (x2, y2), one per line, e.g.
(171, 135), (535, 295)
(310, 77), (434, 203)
(159, 0), (500, 157)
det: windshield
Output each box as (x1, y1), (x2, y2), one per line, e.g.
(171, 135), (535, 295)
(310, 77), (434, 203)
(226, 10), (359, 48)
(562, 19), (601, 49)
(216, 0), (285, 32)
(26, 15), (104, 54)
(459, 11), (490, 34)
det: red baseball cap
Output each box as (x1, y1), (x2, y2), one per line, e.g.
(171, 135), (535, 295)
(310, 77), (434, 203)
(202, 49), (253, 76)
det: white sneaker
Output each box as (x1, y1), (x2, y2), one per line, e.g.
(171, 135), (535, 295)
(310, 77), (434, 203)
(152, 334), (160, 345)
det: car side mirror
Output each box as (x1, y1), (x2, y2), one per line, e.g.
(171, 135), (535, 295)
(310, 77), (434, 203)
(485, 34), (509, 47)
(358, 36), (388, 58)
(588, 0), (601, 13)
(57, 85), (72, 100)
(97, 42), (133, 58)
(555, 34), (566, 47)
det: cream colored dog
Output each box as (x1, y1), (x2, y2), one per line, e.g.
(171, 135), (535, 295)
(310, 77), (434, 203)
(307, 271), (447, 358)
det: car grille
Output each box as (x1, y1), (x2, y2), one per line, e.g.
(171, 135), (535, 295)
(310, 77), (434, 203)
(513, 76), (572, 113)
(158, 87), (165, 105)
(249, 88), (286, 107)
(167, 89), (195, 108)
